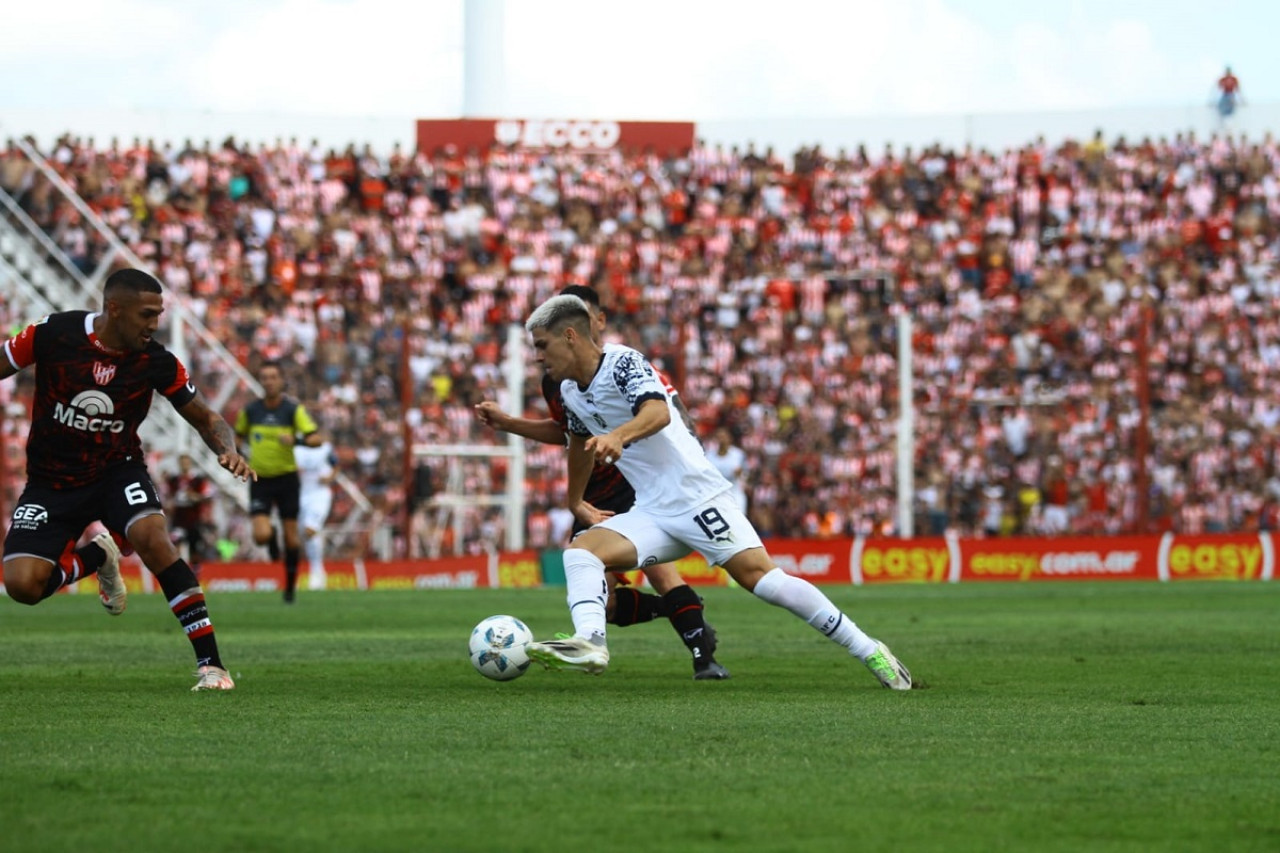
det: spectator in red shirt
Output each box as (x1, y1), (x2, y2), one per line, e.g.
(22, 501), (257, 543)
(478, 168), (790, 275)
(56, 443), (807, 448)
(1216, 66), (1242, 120)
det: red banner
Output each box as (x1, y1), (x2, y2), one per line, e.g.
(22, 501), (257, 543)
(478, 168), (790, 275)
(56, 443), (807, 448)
(416, 119), (695, 157)
(364, 557), (489, 590)
(1163, 533), (1273, 581)
(766, 538), (853, 585)
(956, 536), (1160, 582)
(11, 533), (1274, 602)
(497, 550), (542, 588)
(198, 560), (288, 593)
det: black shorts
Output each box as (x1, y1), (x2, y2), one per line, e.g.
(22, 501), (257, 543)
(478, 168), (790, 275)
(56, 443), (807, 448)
(572, 480), (638, 536)
(4, 462), (164, 562)
(249, 473), (301, 521)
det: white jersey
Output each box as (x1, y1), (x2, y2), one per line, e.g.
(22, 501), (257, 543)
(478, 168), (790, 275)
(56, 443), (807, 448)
(707, 444), (749, 512)
(707, 445), (746, 482)
(560, 343), (730, 516)
(294, 442), (335, 497)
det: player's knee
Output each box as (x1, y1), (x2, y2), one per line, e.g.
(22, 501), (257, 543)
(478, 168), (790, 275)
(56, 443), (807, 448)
(723, 549), (773, 591)
(129, 525), (175, 562)
(3, 561), (47, 604)
(565, 541), (610, 569)
(4, 575), (44, 605)
(642, 564), (683, 594)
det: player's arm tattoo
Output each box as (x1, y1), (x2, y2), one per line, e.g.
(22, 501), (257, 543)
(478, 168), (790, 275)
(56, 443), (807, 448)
(178, 395), (238, 456)
(671, 393), (697, 436)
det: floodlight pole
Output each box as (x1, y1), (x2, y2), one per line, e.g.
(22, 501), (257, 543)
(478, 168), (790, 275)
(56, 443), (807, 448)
(896, 312), (915, 538)
(502, 323), (526, 551)
(463, 0), (506, 118)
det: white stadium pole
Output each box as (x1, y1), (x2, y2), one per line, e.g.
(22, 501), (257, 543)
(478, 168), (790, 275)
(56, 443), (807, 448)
(502, 323), (526, 551)
(463, 0), (506, 118)
(896, 312), (915, 538)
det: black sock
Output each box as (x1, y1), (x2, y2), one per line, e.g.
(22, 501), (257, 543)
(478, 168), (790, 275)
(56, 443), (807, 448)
(663, 584), (715, 664)
(40, 541), (107, 600)
(267, 525), (281, 561)
(156, 559), (223, 669)
(610, 587), (668, 626)
(284, 546), (300, 594)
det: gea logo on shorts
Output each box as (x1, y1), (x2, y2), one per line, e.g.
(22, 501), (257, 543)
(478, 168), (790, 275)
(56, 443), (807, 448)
(53, 390), (125, 434)
(11, 503), (49, 529)
(493, 120), (622, 150)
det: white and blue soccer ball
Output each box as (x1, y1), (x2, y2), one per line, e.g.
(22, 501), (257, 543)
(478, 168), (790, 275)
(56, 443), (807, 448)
(469, 615), (533, 681)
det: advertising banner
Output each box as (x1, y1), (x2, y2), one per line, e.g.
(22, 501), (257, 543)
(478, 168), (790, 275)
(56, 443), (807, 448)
(12, 533), (1273, 600)
(767, 538), (853, 585)
(364, 557), (488, 590)
(956, 535), (1160, 582)
(195, 557), (492, 592)
(415, 119), (695, 157)
(1162, 533), (1274, 581)
(855, 537), (953, 584)
(198, 560), (294, 593)
(496, 550), (542, 588)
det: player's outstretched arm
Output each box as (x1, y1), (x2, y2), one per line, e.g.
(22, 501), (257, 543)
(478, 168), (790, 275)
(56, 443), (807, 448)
(474, 401), (566, 445)
(566, 433), (605, 525)
(177, 395), (257, 481)
(0, 359), (17, 382)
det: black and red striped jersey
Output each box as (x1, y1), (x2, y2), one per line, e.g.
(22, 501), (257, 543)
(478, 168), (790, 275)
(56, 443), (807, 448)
(3, 311), (197, 489)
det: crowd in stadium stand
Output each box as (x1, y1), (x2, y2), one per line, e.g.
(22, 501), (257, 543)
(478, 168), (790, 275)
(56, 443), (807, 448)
(2, 126), (1279, 558)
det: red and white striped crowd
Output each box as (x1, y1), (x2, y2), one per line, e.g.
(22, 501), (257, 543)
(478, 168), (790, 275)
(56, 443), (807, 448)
(2, 126), (1278, 556)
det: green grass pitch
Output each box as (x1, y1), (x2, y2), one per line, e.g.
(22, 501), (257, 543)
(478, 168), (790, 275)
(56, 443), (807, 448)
(2, 581), (1278, 852)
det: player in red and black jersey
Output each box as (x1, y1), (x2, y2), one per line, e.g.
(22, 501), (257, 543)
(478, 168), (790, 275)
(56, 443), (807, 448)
(476, 285), (728, 680)
(167, 453), (214, 575)
(1, 268), (255, 691)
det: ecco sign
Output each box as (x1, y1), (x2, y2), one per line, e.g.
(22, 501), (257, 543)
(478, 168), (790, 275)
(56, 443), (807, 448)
(494, 120), (622, 150)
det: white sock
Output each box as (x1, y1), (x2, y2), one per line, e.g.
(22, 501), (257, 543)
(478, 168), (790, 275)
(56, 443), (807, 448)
(752, 568), (877, 659)
(562, 548), (608, 643)
(305, 537), (324, 574)
(305, 537), (326, 589)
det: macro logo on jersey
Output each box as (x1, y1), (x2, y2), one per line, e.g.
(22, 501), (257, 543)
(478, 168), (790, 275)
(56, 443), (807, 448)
(53, 390), (126, 434)
(10, 503), (49, 530)
(92, 361), (116, 385)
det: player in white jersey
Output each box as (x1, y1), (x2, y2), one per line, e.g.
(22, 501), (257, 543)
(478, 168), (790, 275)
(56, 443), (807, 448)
(293, 439), (335, 591)
(522, 295), (913, 689)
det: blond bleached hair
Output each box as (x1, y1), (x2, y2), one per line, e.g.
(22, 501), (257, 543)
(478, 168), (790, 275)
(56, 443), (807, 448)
(524, 294), (592, 334)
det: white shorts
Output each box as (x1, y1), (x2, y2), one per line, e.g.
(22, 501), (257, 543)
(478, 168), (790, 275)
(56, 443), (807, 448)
(597, 490), (763, 568)
(299, 489), (332, 532)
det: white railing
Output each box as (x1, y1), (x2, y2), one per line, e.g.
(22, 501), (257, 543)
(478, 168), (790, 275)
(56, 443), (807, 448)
(1, 142), (385, 556)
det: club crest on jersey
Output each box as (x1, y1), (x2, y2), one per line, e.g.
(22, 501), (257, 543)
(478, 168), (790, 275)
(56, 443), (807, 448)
(92, 361), (117, 386)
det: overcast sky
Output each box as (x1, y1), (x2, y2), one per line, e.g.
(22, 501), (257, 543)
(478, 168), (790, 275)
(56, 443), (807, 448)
(2, 0), (1275, 122)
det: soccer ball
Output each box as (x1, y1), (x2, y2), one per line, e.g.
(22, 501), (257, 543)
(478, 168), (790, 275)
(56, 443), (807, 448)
(469, 615), (533, 681)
